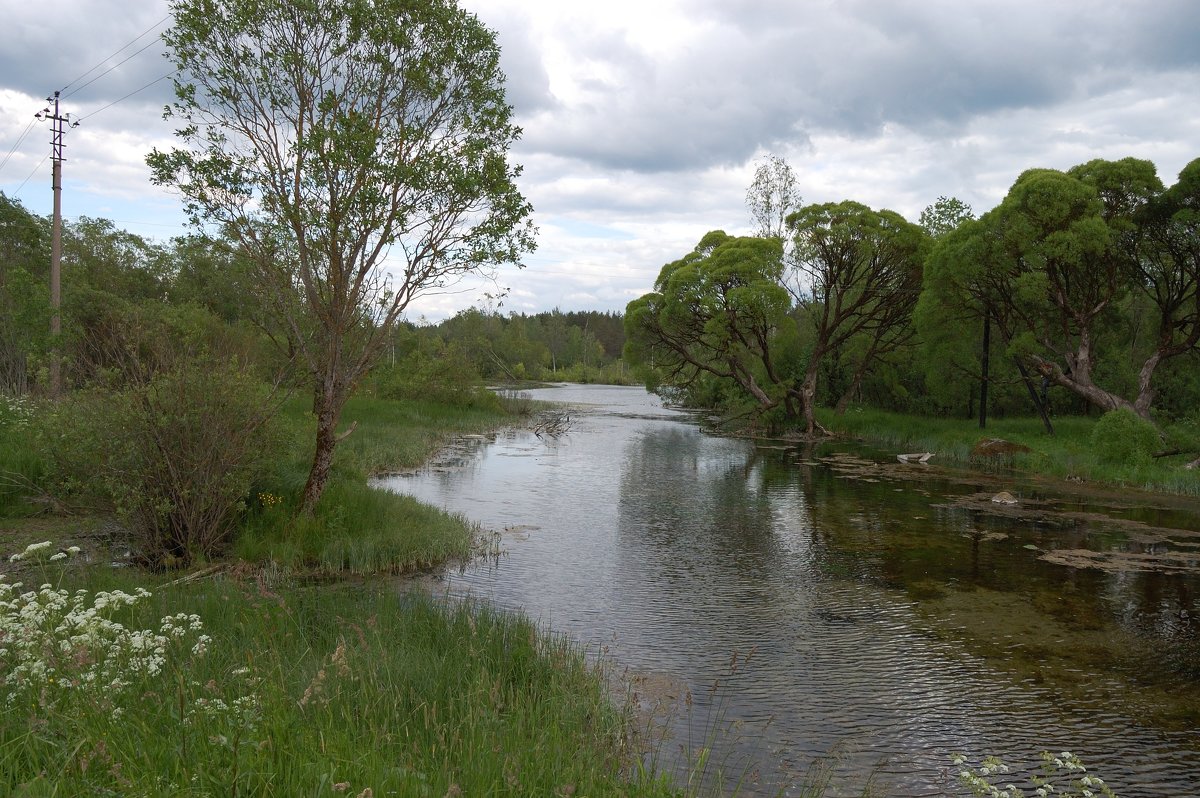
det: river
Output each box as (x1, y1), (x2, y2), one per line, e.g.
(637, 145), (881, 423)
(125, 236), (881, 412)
(375, 384), (1200, 797)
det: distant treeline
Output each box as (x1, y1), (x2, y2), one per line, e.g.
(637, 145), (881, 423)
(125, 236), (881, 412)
(384, 308), (630, 391)
(0, 191), (627, 403)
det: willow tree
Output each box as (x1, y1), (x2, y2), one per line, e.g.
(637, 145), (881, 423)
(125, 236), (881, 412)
(787, 201), (929, 434)
(149, 0), (535, 512)
(624, 231), (794, 417)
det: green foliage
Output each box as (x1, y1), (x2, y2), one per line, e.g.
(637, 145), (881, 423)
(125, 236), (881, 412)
(1089, 408), (1161, 466)
(150, 0), (535, 511)
(37, 359), (279, 566)
(0, 193), (50, 394)
(373, 343), (501, 411)
(919, 195), (974, 239)
(0, 564), (675, 797)
(625, 230), (793, 417)
(788, 200), (931, 429)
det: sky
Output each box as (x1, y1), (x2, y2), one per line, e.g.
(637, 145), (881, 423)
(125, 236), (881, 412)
(2, 0), (1198, 321)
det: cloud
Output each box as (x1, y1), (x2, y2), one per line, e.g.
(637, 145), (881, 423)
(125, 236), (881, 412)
(0, 0), (174, 103)
(3, 0), (1198, 322)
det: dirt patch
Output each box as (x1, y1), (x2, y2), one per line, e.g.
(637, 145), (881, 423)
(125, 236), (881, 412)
(970, 438), (1033, 458)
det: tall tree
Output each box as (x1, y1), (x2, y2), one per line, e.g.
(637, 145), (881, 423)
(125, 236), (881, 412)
(916, 195), (1011, 427)
(1123, 157), (1200, 415)
(923, 157), (1200, 422)
(746, 155), (807, 306)
(987, 160), (1163, 418)
(918, 195), (974, 239)
(746, 155), (801, 240)
(788, 201), (930, 433)
(149, 0), (535, 512)
(625, 231), (794, 417)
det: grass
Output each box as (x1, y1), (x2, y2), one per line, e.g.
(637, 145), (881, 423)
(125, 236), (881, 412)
(232, 393), (513, 573)
(1, 390), (516, 572)
(0, 424), (47, 519)
(819, 406), (1200, 496)
(0, 556), (680, 797)
(0, 389), (690, 796)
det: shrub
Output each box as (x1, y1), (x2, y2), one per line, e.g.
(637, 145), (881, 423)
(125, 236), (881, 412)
(373, 343), (500, 410)
(39, 359), (280, 566)
(1089, 408), (1160, 466)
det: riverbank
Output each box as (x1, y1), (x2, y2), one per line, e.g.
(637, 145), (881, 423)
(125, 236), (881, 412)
(816, 407), (1200, 498)
(0, 394), (680, 797)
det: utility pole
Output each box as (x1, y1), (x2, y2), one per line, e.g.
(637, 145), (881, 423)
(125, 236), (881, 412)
(35, 91), (79, 397)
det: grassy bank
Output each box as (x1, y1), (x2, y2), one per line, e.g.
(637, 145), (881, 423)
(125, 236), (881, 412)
(818, 407), (1200, 496)
(0, 550), (677, 796)
(0, 391), (687, 797)
(232, 394), (515, 573)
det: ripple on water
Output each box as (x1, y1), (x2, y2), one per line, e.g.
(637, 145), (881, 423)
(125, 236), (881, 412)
(381, 385), (1200, 797)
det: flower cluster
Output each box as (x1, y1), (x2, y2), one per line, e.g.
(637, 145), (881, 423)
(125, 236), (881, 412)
(7, 540), (80, 563)
(257, 492), (282, 508)
(0, 544), (211, 709)
(953, 751), (1117, 798)
(0, 394), (35, 429)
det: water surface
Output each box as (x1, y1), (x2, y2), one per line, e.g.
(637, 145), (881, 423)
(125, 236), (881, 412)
(376, 384), (1200, 796)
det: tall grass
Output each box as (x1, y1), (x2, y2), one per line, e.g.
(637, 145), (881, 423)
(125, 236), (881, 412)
(0, 395), (47, 518)
(0, 557), (679, 797)
(821, 407), (1200, 496)
(233, 394), (512, 572)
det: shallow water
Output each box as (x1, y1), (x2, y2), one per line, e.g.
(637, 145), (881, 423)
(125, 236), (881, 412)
(376, 385), (1200, 796)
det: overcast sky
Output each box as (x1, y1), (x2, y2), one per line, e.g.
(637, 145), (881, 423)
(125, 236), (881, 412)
(2, 0), (1198, 320)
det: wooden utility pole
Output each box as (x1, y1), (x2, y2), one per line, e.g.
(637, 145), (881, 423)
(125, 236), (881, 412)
(36, 92), (78, 397)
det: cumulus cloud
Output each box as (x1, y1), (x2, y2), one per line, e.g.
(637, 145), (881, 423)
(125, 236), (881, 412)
(2, 0), (1198, 320)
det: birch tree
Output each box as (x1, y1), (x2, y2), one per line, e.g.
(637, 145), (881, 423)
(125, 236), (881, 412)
(149, 0), (535, 511)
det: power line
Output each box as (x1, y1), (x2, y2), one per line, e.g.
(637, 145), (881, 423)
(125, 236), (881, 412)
(12, 153), (49, 200)
(0, 116), (39, 178)
(63, 35), (167, 101)
(76, 71), (178, 123)
(59, 14), (170, 97)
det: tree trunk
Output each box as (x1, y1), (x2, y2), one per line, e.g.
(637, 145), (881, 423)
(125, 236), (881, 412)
(978, 314), (990, 429)
(801, 368), (820, 436)
(1012, 357), (1054, 435)
(1133, 349), (1162, 418)
(834, 338), (881, 415)
(300, 376), (353, 514)
(1032, 352), (1150, 421)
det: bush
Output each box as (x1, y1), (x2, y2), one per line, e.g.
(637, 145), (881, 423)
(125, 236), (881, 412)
(1089, 407), (1161, 466)
(372, 343), (500, 410)
(39, 359), (279, 566)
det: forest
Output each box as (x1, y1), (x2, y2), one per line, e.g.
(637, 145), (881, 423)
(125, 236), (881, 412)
(4, 155), (1200, 457)
(624, 156), (1200, 457)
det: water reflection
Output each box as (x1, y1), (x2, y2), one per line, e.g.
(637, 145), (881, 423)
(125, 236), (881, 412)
(376, 385), (1200, 797)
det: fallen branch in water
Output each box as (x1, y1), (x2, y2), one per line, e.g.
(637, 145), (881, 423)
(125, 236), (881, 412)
(533, 413), (572, 438)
